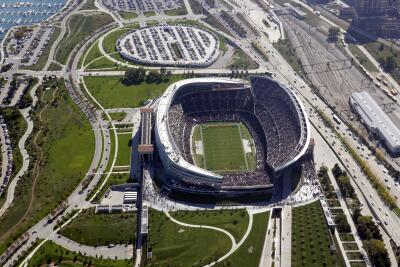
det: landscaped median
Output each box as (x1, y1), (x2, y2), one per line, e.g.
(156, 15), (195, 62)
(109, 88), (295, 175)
(315, 108), (400, 215)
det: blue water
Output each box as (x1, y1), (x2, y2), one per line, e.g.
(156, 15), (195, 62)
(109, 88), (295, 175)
(0, 0), (67, 40)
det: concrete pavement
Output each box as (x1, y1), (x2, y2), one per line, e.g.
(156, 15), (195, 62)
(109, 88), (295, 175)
(259, 211), (274, 267)
(280, 206), (292, 267)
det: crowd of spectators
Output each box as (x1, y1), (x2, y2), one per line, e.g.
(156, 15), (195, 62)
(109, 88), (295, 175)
(167, 86), (272, 187)
(251, 77), (302, 169)
(164, 77), (306, 188)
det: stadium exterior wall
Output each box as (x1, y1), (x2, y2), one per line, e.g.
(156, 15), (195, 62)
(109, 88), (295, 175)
(155, 77), (311, 191)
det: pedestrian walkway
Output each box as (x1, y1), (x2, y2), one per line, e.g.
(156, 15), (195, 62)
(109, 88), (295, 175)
(281, 206), (292, 267)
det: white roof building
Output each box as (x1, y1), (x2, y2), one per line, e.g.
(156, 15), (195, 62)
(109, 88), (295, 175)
(350, 91), (400, 154)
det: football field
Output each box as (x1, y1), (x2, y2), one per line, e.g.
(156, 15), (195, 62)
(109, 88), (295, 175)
(200, 123), (248, 172)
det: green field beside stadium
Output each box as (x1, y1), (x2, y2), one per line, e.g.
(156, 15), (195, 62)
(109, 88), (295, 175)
(193, 122), (256, 172)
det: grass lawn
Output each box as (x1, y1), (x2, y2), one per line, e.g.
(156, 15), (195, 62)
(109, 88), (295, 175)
(48, 62), (62, 71)
(92, 174), (131, 202)
(192, 125), (204, 168)
(343, 242), (359, 251)
(86, 56), (120, 70)
(82, 40), (102, 68)
(164, 6), (188, 16)
(83, 75), (182, 108)
(0, 80), (95, 254)
(215, 211), (270, 267)
(340, 233), (355, 242)
(273, 39), (303, 73)
(292, 201), (343, 267)
(229, 48), (259, 69)
(144, 11), (156, 17)
(109, 112), (127, 121)
(119, 11), (138, 20)
(28, 241), (133, 267)
(78, 0), (97, 10)
(239, 123), (257, 171)
(60, 208), (136, 246)
(350, 262), (367, 267)
(200, 123), (249, 172)
(146, 209), (231, 267)
(115, 133), (132, 166)
(346, 251), (363, 260)
(327, 199), (341, 207)
(56, 13), (113, 64)
(348, 44), (379, 72)
(21, 27), (61, 71)
(170, 209), (249, 242)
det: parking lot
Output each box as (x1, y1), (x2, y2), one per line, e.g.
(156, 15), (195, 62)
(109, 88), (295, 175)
(117, 25), (220, 67)
(101, 0), (182, 13)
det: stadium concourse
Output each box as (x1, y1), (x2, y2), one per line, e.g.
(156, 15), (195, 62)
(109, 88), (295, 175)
(154, 76), (311, 200)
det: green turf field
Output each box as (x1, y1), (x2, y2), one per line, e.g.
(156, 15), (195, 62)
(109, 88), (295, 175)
(194, 122), (255, 172)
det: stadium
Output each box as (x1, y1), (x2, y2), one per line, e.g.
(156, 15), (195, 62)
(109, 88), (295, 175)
(154, 76), (311, 199)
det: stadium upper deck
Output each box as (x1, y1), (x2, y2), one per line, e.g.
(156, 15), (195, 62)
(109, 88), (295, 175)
(155, 76), (310, 191)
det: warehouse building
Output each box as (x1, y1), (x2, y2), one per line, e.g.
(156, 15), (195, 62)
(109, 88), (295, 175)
(350, 91), (400, 154)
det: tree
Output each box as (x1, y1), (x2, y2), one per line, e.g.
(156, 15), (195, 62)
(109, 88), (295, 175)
(337, 175), (355, 198)
(363, 239), (391, 267)
(146, 70), (161, 83)
(122, 68), (146, 85)
(383, 56), (397, 72)
(356, 216), (382, 241)
(334, 214), (351, 233)
(332, 163), (344, 178)
(328, 27), (340, 41)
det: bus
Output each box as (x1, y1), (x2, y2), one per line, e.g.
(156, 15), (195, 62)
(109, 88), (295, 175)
(332, 114), (342, 125)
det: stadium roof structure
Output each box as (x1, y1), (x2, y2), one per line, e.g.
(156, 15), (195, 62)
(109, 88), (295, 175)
(350, 91), (400, 153)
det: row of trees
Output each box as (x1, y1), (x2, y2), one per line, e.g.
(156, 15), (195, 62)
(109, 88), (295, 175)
(330, 164), (390, 267)
(332, 163), (356, 199)
(122, 67), (172, 86)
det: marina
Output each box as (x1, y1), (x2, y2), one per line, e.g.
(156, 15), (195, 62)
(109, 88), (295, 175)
(0, 0), (67, 40)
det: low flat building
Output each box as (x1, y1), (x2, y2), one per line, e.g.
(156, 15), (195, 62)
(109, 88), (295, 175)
(350, 91), (400, 154)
